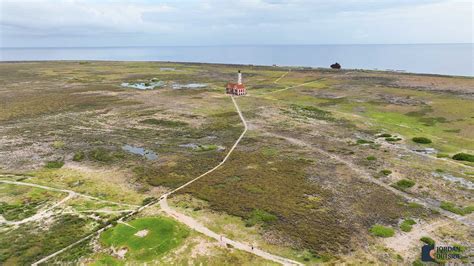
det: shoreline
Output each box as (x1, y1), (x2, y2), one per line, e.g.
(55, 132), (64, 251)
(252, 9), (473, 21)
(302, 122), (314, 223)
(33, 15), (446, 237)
(0, 60), (472, 78)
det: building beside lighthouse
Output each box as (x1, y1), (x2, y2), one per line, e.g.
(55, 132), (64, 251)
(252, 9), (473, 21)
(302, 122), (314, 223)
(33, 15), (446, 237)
(226, 70), (246, 96)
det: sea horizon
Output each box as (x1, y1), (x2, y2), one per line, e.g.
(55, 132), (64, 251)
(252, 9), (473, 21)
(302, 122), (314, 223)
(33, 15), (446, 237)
(1, 44), (472, 77)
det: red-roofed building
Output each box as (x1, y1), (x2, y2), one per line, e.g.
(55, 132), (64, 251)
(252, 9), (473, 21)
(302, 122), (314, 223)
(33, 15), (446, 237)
(226, 70), (246, 95)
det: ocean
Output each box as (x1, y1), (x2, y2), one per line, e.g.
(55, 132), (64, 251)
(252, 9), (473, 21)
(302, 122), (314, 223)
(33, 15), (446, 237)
(1, 44), (472, 76)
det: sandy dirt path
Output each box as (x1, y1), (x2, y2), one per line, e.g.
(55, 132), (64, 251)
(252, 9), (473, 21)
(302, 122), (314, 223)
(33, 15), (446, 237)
(32, 96), (301, 265)
(159, 96), (302, 265)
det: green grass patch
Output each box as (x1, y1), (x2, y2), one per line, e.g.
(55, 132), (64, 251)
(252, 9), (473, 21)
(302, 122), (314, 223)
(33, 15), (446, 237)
(370, 224), (394, 237)
(400, 219), (416, 232)
(245, 209), (278, 227)
(392, 179), (415, 190)
(366, 156), (377, 161)
(72, 151), (85, 162)
(45, 160), (64, 169)
(380, 169), (392, 176)
(140, 118), (187, 127)
(420, 236), (435, 246)
(440, 201), (474, 216)
(436, 153), (450, 158)
(290, 104), (334, 121)
(195, 144), (219, 152)
(356, 139), (373, 145)
(452, 153), (474, 162)
(412, 137), (432, 144)
(100, 217), (189, 261)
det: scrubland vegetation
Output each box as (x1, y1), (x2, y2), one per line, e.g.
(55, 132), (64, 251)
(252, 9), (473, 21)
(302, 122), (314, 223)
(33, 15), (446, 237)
(0, 61), (472, 265)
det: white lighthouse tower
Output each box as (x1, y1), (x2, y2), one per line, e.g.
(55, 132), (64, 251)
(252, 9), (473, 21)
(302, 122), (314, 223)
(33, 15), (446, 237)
(225, 70), (247, 96)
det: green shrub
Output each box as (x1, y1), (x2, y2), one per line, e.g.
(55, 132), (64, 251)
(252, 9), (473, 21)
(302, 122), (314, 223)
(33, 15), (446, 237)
(385, 137), (402, 142)
(452, 153), (474, 162)
(366, 156), (376, 161)
(436, 153), (449, 158)
(377, 133), (392, 138)
(245, 209), (277, 227)
(400, 219), (416, 232)
(356, 139), (373, 145)
(412, 137), (432, 144)
(72, 151), (85, 162)
(370, 224), (394, 237)
(392, 179), (415, 190)
(420, 236), (435, 246)
(380, 169), (392, 176)
(45, 160), (64, 169)
(440, 201), (474, 216)
(412, 259), (424, 266)
(90, 148), (112, 162)
(140, 118), (187, 127)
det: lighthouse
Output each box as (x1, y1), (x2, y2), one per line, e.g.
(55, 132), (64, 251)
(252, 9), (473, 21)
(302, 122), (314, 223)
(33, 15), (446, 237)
(226, 70), (247, 96)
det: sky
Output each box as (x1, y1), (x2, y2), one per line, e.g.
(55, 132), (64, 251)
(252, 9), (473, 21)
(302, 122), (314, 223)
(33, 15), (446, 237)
(0, 0), (472, 47)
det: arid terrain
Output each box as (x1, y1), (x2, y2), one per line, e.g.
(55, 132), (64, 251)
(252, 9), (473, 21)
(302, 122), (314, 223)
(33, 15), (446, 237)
(0, 61), (472, 265)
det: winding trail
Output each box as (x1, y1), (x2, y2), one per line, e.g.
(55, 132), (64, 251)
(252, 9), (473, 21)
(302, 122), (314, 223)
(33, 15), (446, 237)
(31, 96), (301, 266)
(0, 179), (138, 226)
(159, 96), (302, 265)
(0, 179), (139, 208)
(274, 69), (290, 83)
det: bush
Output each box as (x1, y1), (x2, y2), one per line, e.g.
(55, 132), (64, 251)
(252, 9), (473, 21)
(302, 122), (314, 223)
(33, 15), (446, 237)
(376, 133), (392, 138)
(72, 151), (85, 162)
(385, 137), (402, 142)
(356, 139), (373, 145)
(412, 137), (432, 144)
(440, 201), (474, 216)
(452, 153), (474, 162)
(140, 118), (187, 127)
(380, 169), (392, 176)
(90, 148), (112, 162)
(370, 224), (394, 237)
(45, 160), (64, 169)
(393, 179), (415, 190)
(245, 209), (277, 227)
(420, 236), (435, 246)
(400, 219), (416, 232)
(366, 156), (376, 161)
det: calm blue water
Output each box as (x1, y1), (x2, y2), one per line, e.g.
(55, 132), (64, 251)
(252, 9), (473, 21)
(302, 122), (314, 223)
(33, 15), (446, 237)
(1, 44), (472, 76)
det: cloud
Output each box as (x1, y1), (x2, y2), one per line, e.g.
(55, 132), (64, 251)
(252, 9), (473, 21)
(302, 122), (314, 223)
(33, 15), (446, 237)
(0, 0), (472, 47)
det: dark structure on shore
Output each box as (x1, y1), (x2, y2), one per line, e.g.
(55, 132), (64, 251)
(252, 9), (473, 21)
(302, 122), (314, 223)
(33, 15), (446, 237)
(330, 62), (341, 69)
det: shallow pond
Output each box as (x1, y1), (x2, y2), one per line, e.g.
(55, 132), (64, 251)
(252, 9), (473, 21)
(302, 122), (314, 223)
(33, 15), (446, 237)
(122, 145), (158, 160)
(121, 81), (164, 90)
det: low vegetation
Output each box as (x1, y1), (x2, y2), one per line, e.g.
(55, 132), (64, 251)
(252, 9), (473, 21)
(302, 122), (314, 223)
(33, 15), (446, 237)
(400, 219), (416, 232)
(45, 160), (65, 169)
(369, 224), (395, 237)
(412, 137), (432, 144)
(392, 179), (416, 190)
(140, 118), (187, 127)
(440, 201), (474, 216)
(420, 236), (435, 246)
(100, 217), (189, 261)
(452, 153), (474, 162)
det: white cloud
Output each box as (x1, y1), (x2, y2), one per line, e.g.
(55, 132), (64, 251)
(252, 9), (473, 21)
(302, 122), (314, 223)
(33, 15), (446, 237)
(0, 0), (472, 46)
